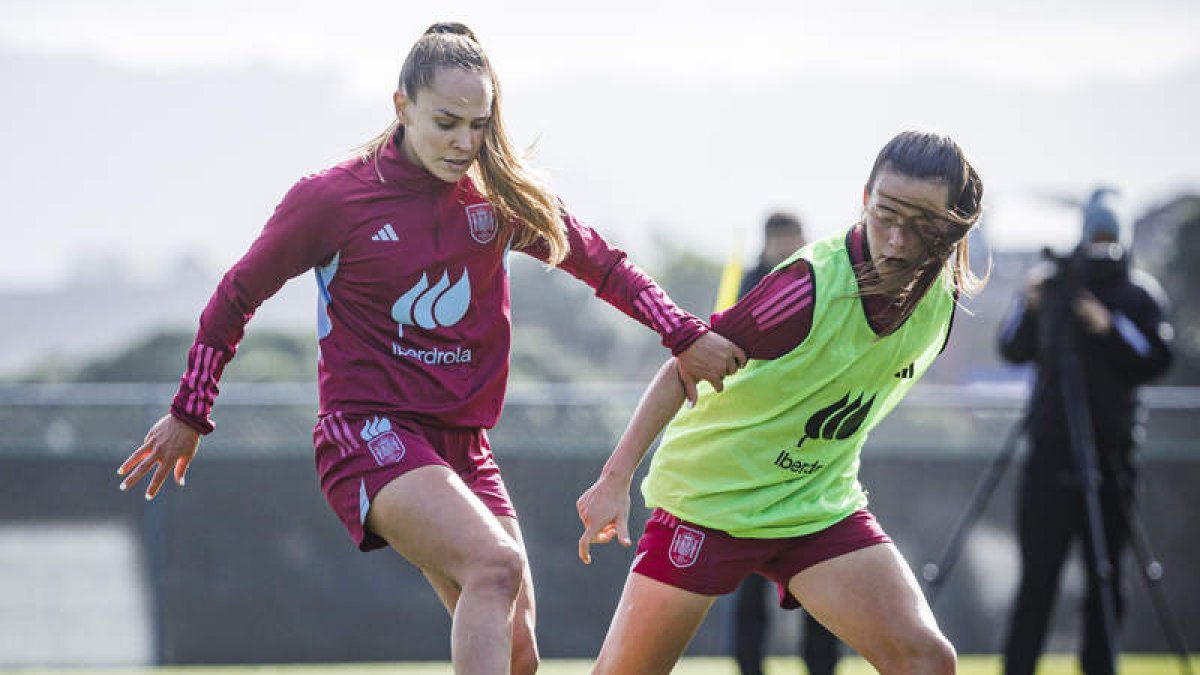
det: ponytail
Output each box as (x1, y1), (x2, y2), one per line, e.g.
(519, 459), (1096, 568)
(354, 23), (568, 264)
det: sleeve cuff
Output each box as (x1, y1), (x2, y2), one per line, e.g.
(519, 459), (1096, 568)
(664, 316), (709, 356)
(170, 404), (215, 435)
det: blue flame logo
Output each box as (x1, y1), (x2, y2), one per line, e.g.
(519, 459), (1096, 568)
(391, 269), (471, 337)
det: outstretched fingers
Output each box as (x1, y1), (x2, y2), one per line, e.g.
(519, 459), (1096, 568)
(144, 460), (173, 501)
(173, 452), (192, 487)
(122, 451), (186, 500)
(118, 445), (160, 496)
(117, 443), (154, 478)
(118, 414), (201, 500)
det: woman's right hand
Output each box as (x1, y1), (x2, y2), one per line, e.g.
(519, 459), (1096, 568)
(676, 331), (746, 404)
(576, 473), (633, 565)
(118, 414), (201, 500)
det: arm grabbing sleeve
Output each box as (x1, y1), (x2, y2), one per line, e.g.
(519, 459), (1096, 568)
(170, 174), (344, 434)
(519, 209), (707, 355)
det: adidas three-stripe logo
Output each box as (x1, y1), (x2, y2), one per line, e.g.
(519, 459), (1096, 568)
(372, 223), (399, 242)
(894, 363), (915, 379)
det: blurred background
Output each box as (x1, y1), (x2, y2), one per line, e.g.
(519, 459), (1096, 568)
(1, 0), (1197, 668)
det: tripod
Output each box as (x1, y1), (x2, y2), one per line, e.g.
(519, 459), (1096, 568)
(920, 250), (1194, 675)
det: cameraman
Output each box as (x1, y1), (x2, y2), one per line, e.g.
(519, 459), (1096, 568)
(997, 189), (1174, 675)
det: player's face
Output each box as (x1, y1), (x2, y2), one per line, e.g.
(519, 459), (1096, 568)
(395, 67), (493, 183)
(863, 168), (952, 281)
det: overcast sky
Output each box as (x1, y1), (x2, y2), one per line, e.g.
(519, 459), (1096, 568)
(3, 0), (1199, 288)
(7, 0), (1199, 87)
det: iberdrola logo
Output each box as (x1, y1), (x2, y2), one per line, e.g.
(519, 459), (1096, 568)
(795, 391), (876, 448)
(391, 269), (471, 337)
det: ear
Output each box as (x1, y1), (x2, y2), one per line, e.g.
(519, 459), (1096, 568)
(862, 183), (870, 207)
(393, 90), (409, 125)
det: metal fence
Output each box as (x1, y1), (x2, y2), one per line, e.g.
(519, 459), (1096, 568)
(4, 381), (1199, 458)
(1, 383), (1197, 666)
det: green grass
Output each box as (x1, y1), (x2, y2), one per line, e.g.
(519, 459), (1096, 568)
(5, 654), (1197, 674)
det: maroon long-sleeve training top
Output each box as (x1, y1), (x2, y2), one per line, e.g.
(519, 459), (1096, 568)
(171, 137), (707, 434)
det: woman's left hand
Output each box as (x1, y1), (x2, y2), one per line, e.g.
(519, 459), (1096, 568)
(576, 473), (633, 565)
(676, 331), (746, 404)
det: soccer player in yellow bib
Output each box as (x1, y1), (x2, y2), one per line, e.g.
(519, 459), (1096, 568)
(577, 130), (987, 675)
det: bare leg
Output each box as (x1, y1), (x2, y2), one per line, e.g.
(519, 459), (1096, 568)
(498, 518), (540, 675)
(366, 465), (525, 675)
(592, 573), (716, 675)
(789, 543), (956, 675)
(403, 514), (539, 673)
(421, 568), (460, 614)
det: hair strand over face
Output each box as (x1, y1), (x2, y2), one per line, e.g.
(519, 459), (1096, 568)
(858, 130), (990, 334)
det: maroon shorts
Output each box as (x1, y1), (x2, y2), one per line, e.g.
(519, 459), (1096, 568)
(314, 412), (515, 551)
(632, 508), (891, 608)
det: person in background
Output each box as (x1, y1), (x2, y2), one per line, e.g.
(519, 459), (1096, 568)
(731, 210), (844, 675)
(998, 188), (1173, 675)
(738, 211), (808, 297)
(116, 22), (743, 675)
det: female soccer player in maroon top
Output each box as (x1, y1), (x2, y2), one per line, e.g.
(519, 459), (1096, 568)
(117, 22), (743, 675)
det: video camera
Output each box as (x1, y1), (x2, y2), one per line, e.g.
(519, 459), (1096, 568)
(1039, 241), (1125, 301)
(1034, 241), (1126, 357)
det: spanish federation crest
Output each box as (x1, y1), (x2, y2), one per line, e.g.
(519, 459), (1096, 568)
(465, 203), (497, 244)
(668, 524), (705, 568)
(360, 416), (406, 466)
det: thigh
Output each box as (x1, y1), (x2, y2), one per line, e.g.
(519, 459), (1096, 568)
(365, 464), (519, 584)
(787, 543), (942, 666)
(315, 413), (457, 551)
(593, 572), (717, 675)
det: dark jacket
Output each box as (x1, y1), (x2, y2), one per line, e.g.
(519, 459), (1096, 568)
(738, 261), (774, 300)
(998, 247), (1173, 479)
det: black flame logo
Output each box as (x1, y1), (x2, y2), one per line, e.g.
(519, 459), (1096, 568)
(796, 392), (876, 448)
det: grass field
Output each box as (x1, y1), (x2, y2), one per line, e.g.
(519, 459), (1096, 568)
(6, 654), (1197, 674)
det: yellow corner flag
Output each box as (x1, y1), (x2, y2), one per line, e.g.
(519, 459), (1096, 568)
(713, 236), (744, 313)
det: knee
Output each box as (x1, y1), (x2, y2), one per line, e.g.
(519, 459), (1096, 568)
(465, 539), (526, 602)
(876, 631), (956, 675)
(904, 633), (956, 675)
(926, 634), (957, 675)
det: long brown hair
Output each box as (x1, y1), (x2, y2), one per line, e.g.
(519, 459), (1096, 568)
(857, 130), (989, 334)
(355, 23), (568, 265)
